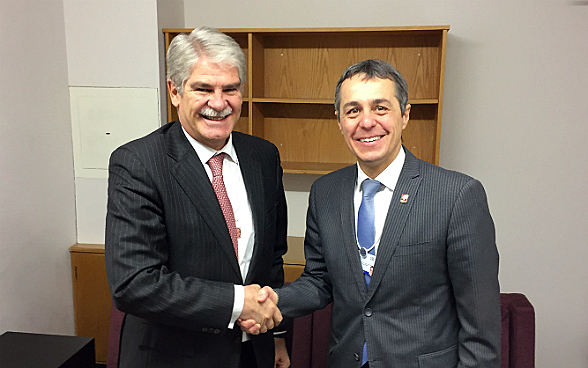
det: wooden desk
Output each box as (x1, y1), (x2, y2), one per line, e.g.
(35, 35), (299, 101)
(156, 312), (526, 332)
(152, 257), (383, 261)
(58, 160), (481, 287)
(0, 331), (94, 368)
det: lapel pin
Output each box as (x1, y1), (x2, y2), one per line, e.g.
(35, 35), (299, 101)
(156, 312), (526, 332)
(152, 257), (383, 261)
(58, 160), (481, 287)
(400, 194), (409, 203)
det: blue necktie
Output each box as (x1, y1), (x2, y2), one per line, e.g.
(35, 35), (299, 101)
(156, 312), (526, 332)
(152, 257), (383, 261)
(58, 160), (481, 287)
(358, 179), (381, 287)
(357, 179), (381, 366)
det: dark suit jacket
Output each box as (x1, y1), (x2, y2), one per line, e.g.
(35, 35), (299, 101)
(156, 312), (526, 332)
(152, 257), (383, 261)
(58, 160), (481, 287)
(278, 148), (500, 368)
(105, 121), (288, 368)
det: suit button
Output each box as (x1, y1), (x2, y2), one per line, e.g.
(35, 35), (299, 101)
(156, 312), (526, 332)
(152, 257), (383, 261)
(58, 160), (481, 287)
(202, 327), (208, 332)
(354, 353), (360, 361)
(365, 308), (373, 317)
(213, 329), (221, 334)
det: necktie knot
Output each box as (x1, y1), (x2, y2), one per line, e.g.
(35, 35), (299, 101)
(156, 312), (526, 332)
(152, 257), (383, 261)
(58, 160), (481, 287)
(362, 179), (382, 198)
(357, 179), (381, 250)
(208, 153), (225, 177)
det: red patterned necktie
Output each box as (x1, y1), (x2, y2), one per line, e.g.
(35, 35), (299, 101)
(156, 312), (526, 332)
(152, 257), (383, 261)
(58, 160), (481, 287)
(207, 153), (239, 259)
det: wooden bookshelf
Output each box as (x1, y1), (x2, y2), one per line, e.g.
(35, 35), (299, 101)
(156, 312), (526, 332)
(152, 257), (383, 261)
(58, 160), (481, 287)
(163, 26), (449, 173)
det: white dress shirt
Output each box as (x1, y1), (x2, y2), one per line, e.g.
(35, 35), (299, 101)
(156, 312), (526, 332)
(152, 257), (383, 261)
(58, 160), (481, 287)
(182, 128), (254, 330)
(354, 147), (406, 255)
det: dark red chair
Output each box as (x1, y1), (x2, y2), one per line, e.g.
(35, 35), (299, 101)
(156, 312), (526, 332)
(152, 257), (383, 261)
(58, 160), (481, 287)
(107, 303), (125, 368)
(500, 293), (536, 368)
(288, 293), (535, 368)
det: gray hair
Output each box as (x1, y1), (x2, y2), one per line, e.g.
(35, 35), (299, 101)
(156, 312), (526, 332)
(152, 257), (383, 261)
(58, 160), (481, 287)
(166, 26), (246, 95)
(334, 59), (409, 118)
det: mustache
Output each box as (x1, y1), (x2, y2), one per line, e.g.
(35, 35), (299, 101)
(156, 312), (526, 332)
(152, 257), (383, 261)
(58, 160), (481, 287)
(199, 106), (232, 117)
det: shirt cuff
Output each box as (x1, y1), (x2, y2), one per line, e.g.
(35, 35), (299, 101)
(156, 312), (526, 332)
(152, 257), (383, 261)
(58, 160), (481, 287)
(229, 284), (244, 329)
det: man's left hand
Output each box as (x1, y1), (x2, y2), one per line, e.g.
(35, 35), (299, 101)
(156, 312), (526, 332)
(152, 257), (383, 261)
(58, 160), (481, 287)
(274, 337), (290, 368)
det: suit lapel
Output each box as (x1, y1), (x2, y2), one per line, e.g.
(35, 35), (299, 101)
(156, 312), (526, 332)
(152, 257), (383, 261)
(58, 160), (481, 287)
(339, 166), (371, 298)
(232, 134), (266, 284)
(166, 123), (242, 280)
(366, 149), (422, 298)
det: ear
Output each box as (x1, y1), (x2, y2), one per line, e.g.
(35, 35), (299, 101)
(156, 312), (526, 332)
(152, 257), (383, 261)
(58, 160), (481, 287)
(335, 111), (344, 132)
(335, 110), (343, 133)
(401, 103), (411, 130)
(167, 79), (181, 107)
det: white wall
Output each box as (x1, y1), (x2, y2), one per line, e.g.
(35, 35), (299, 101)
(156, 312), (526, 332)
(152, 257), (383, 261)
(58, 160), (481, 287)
(0, 0), (77, 334)
(62, 0), (164, 244)
(184, 1), (588, 367)
(157, 0), (185, 126)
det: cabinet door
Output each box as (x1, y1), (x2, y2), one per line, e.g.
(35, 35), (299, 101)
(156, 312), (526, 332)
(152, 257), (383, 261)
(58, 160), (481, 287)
(70, 246), (111, 364)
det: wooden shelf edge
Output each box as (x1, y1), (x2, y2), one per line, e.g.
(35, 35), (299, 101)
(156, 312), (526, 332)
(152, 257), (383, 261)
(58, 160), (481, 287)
(284, 169), (332, 175)
(251, 98), (438, 105)
(163, 26), (451, 34)
(282, 161), (353, 175)
(70, 243), (105, 254)
(252, 98), (333, 104)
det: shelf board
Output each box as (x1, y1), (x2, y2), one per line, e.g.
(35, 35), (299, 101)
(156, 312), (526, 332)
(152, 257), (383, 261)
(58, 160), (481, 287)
(410, 99), (439, 105)
(252, 98), (333, 104)
(251, 98), (438, 105)
(282, 161), (353, 175)
(164, 26), (451, 35)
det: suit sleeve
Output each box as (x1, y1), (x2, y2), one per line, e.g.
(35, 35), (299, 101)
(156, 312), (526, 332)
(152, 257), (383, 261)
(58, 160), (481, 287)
(105, 146), (235, 332)
(446, 178), (501, 367)
(268, 148), (289, 336)
(270, 148), (288, 290)
(277, 181), (334, 318)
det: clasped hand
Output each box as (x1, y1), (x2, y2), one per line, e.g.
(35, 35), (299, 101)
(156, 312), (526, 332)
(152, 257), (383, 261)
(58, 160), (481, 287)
(238, 285), (279, 335)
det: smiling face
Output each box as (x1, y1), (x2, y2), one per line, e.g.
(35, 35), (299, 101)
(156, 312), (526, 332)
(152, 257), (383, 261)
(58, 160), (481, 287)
(168, 57), (243, 150)
(337, 74), (410, 178)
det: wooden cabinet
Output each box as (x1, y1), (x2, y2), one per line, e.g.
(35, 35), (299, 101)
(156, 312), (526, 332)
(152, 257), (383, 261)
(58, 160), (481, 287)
(163, 26), (449, 173)
(69, 240), (304, 363)
(70, 244), (111, 364)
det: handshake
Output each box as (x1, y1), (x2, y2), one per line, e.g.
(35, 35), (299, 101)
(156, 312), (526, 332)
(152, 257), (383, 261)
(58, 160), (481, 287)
(237, 285), (280, 335)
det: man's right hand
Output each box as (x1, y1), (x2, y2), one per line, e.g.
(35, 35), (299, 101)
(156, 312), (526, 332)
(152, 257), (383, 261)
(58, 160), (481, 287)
(238, 284), (282, 335)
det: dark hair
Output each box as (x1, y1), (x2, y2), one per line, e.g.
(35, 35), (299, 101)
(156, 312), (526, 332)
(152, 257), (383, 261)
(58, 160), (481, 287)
(334, 59), (409, 118)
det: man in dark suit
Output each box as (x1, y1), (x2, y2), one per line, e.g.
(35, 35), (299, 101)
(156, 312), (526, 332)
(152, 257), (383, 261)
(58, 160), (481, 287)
(250, 59), (501, 367)
(105, 27), (289, 368)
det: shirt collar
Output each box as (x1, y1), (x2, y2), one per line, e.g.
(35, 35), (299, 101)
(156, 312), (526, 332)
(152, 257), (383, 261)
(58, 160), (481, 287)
(181, 127), (239, 166)
(356, 146), (405, 192)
